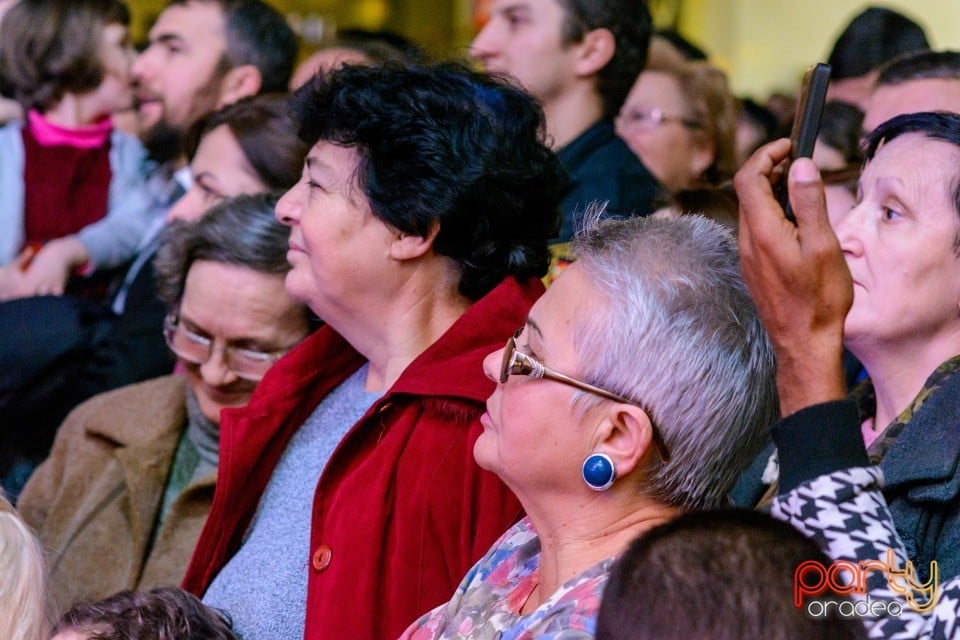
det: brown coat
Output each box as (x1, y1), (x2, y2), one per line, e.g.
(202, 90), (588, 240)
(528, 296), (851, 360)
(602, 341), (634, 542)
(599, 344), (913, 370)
(18, 375), (215, 615)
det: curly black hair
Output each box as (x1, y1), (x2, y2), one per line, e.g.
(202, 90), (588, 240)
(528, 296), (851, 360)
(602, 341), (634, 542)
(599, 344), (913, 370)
(291, 63), (567, 300)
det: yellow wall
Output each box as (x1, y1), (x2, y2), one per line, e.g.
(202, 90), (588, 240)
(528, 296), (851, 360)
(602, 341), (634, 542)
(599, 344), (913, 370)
(127, 0), (165, 38)
(680, 0), (960, 99)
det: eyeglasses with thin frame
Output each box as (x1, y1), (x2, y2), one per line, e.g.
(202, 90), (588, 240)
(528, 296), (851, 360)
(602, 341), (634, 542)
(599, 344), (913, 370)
(616, 106), (704, 132)
(163, 313), (293, 382)
(499, 328), (671, 463)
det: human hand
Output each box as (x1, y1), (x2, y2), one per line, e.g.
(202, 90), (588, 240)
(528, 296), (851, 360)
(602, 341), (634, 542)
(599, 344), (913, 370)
(0, 250), (34, 300)
(735, 139), (853, 417)
(14, 237), (90, 298)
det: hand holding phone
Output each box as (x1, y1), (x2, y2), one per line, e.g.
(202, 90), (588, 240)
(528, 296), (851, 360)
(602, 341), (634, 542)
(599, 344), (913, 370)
(776, 63), (831, 223)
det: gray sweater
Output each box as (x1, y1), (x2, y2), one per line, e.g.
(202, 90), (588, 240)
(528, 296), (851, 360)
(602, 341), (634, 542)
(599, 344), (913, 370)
(203, 364), (379, 640)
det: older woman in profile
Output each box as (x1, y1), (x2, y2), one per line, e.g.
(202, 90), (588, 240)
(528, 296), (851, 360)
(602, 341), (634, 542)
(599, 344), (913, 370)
(183, 64), (566, 640)
(739, 111), (960, 585)
(735, 111), (960, 638)
(17, 194), (312, 615)
(402, 213), (778, 638)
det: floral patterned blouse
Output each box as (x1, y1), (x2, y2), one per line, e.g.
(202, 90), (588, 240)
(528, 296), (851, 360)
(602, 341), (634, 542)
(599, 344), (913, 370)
(399, 517), (610, 640)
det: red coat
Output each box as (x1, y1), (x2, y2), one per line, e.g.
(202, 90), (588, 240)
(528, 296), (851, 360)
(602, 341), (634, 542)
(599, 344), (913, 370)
(182, 277), (539, 640)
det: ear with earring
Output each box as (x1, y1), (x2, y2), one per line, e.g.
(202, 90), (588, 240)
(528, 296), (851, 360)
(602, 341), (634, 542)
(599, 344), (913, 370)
(582, 452), (616, 491)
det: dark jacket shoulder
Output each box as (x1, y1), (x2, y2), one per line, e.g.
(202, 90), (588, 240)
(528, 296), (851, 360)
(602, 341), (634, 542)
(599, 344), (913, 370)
(555, 119), (662, 242)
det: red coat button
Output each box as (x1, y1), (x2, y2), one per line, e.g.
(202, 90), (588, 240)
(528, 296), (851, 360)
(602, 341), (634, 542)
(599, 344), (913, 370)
(312, 545), (332, 571)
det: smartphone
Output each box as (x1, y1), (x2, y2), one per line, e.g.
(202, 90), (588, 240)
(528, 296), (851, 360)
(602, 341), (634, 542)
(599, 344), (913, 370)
(776, 63), (831, 223)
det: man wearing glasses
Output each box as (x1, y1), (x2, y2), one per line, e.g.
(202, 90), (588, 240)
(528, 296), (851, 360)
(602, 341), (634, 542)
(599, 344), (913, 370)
(471, 0), (660, 243)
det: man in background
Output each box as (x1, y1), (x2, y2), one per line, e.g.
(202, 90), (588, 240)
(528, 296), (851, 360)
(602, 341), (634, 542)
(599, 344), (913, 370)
(825, 6), (929, 110)
(133, 0), (295, 168)
(862, 49), (960, 133)
(472, 0), (659, 242)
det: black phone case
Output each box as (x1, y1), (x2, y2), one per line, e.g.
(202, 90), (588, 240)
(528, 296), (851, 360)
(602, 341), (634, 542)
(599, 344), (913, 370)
(778, 63), (831, 222)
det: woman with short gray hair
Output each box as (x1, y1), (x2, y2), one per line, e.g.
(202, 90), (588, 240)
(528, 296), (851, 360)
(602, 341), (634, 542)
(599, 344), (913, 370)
(402, 213), (777, 638)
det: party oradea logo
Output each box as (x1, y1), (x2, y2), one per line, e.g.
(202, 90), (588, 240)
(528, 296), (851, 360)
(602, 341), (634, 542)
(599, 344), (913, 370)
(794, 549), (939, 618)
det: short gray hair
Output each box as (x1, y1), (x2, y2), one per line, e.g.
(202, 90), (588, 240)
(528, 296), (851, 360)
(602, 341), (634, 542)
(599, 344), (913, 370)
(571, 213), (777, 510)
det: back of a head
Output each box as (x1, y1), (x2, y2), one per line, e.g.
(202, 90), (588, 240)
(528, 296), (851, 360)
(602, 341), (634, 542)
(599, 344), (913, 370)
(0, 0), (130, 112)
(169, 0), (296, 93)
(596, 509), (868, 640)
(875, 49), (960, 87)
(288, 30), (427, 91)
(53, 587), (236, 640)
(656, 184), (739, 232)
(570, 215), (777, 510)
(290, 62), (567, 300)
(736, 97), (780, 161)
(0, 495), (49, 640)
(336, 28), (428, 67)
(828, 6), (929, 80)
(654, 28), (707, 61)
(644, 35), (688, 71)
(560, 0), (653, 118)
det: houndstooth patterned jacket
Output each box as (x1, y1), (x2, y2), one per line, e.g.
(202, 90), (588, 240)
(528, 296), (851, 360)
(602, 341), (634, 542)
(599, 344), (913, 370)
(773, 466), (960, 639)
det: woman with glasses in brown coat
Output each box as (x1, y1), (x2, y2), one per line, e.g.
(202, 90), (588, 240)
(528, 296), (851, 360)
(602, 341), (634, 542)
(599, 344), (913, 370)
(16, 195), (311, 616)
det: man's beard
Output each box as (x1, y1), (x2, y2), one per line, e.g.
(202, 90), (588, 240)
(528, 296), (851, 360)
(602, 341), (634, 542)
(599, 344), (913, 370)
(142, 119), (185, 164)
(141, 68), (226, 165)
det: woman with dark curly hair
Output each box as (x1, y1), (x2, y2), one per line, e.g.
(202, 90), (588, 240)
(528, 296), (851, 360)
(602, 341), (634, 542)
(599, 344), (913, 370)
(183, 63), (567, 640)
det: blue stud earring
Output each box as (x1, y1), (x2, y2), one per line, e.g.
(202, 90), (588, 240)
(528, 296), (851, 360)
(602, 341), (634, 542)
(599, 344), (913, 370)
(582, 453), (616, 491)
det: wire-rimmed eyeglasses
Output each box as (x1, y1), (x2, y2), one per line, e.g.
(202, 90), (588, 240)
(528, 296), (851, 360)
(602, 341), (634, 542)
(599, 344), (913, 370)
(499, 329), (671, 463)
(163, 312), (293, 382)
(616, 106), (704, 132)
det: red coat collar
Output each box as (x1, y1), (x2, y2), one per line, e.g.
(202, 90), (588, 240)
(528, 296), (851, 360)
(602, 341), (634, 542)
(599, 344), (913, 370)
(390, 276), (544, 400)
(236, 275), (545, 418)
